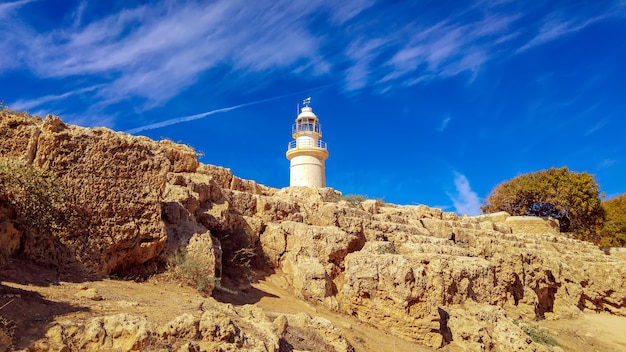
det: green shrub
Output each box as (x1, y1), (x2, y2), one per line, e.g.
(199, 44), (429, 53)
(0, 158), (67, 236)
(167, 250), (215, 293)
(341, 194), (367, 208)
(523, 326), (558, 347)
(512, 320), (559, 347)
(376, 243), (397, 255)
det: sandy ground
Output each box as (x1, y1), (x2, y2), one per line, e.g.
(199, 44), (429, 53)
(1, 260), (626, 351)
(536, 313), (626, 352)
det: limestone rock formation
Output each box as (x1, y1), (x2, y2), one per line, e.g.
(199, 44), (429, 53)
(2, 111), (626, 351)
(2, 113), (196, 274)
(29, 298), (353, 352)
(504, 216), (560, 235)
(445, 303), (550, 352)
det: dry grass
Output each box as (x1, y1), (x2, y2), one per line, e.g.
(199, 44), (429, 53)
(167, 250), (215, 293)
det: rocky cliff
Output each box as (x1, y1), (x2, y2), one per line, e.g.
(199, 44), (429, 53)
(1, 111), (626, 351)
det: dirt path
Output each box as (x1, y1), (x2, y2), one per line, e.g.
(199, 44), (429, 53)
(536, 313), (626, 352)
(1, 277), (207, 349)
(250, 273), (434, 352)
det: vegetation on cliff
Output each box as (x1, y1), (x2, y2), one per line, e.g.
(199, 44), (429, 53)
(0, 158), (66, 243)
(481, 167), (606, 243)
(600, 193), (626, 247)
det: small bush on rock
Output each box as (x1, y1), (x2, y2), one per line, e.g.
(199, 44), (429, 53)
(340, 195), (367, 208)
(513, 320), (559, 347)
(523, 326), (558, 347)
(167, 250), (215, 293)
(0, 157), (67, 240)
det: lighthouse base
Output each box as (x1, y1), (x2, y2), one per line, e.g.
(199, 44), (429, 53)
(289, 155), (326, 188)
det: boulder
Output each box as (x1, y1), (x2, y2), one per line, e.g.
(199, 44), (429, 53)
(79, 314), (150, 351)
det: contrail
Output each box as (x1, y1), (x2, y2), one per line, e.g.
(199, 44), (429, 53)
(125, 84), (335, 134)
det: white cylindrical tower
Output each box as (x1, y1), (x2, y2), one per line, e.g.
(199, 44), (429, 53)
(286, 98), (329, 187)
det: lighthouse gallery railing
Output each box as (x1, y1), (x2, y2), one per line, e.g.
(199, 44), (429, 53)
(288, 140), (327, 150)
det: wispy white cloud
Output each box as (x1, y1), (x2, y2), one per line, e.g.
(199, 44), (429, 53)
(342, 1), (620, 91)
(71, 1), (87, 28)
(327, 0), (375, 24)
(448, 172), (482, 215)
(437, 116), (452, 132)
(598, 158), (616, 169)
(517, 9), (613, 53)
(5, 0), (380, 115)
(1, 0), (621, 128)
(10, 85), (104, 112)
(7, 1), (363, 108)
(584, 118), (609, 136)
(375, 13), (520, 89)
(0, 0), (37, 71)
(0, 0), (34, 17)
(344, 38), (388, 90)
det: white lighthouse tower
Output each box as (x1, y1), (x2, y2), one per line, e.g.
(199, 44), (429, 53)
(286, 98), (329, 187)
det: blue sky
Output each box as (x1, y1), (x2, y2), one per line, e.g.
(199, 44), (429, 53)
(1, 0), (625, 215)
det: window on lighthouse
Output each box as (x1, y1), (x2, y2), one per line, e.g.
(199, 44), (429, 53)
(298, 119), (314, 132)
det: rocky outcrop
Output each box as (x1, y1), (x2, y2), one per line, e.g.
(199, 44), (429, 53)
(445, 303), (550, 351)
(277, 312), (355, 352)
(29, 298), (353, 352)
(475, 211), (560, 235)
(190, 180), (626, 349)
(1, 112), (195, 274)
(0, 112), (264, 277)
(2, 112), (626, 351)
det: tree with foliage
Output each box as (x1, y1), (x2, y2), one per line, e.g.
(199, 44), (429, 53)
(481, 167), (605, 242)
(599, 193), (626, 247)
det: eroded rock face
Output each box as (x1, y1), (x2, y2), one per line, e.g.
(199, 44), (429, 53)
(343, 242), (441, 346)
(1, 113), (196, 274)
(3, 112), (626, 351)
(250, 191), (626, 349)
(445, 303), (550, 352)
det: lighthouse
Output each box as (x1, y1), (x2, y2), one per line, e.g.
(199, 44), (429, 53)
(286, 98), (329, 187)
